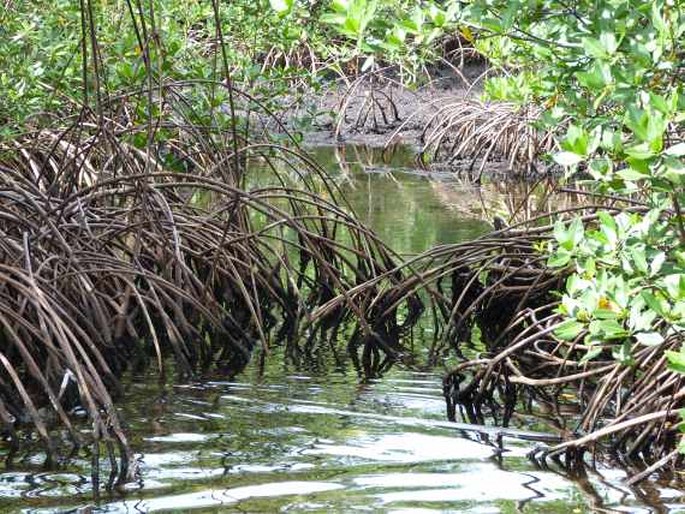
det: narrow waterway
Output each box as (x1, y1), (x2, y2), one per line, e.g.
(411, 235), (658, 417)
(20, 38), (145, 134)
(2, 146), (683, 513)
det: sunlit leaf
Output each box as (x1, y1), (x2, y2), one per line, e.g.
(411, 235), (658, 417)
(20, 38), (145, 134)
(554, 319), (585, 341)
(666, 351), (685, 374)
(269, 0), (293, 14)
(553, 151), (584, 166)
(635, 332), (664, 346)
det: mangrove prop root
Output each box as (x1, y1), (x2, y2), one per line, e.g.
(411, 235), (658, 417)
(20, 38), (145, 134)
(420, 100), (558, 179)
(323, 205), (684, 480)
(0, 84), (424, 483)
(0, 80), (680, 487)
(425, 211), (683, 481)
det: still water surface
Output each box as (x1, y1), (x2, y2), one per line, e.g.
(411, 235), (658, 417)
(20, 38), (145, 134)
(2, 146), (684, 512)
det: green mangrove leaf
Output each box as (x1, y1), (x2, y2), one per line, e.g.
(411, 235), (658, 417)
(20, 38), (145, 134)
(666, 350), (685, 374)
(665, 143), (685, 157)
(612, 341), (633, 365)
(664, 274), (685, 301)
(594, 308), (619, 320)
(590, 318), (628, 339)
(579, 345), (603, 364)
(650, 252), (666, 276)
(582, 37), (609, 59)
(554, 319), (585, 341)
(624, 143), (655, 160)
(635, 331), (664, 346)
(269, 0), (293, 14)
(631, 246), (649, 274)
(629, 302), (657, 331)
(548, 250), (571, 267)
(553, 151), (584, 166)
(569, 218), (585, 249)
(642, 290), (666, 316)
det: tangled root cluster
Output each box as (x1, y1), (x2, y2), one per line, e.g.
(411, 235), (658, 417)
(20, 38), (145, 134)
(420, 211), (683, 481)
(0, 81), (424, 482)
(332, 204), (684, 480)
(421, 100), (558, 179)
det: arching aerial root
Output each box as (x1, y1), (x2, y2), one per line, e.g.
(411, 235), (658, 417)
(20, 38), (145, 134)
(335, 69), (404, 138)
(433, 213), (684, 481)
(420, 100), (558, 179)
(324, 205), (684, 480)
(445, 303), (683, 481)
(0, 92), (425, 484)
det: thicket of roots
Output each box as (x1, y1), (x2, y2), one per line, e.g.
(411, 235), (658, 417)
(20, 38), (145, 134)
(0, 83), (424, 482)
(0, 19), (681, 487)
(421, 100), (558, 179)
(335, 70), (403, 138)
(11, 0), (682, 496)
(326, 206), (684, 480)
(445, 290), (685, 482)
(444, 297), (685, 482)
(432, 213), (684, 480)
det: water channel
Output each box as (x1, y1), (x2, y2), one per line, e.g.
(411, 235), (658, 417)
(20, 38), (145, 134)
(2, 146), (683, 513)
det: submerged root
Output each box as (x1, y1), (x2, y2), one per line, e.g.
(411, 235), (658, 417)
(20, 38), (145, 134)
(324, 204), (683, 480)
(0, 67), (680, 488)
(448, 306), (685, 481)
(431, 210), (684, 480)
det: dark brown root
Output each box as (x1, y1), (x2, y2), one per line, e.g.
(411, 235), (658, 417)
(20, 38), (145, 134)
(317, 204), (683, 480)
(431, 210), (684, 480)
(420, 100), (558, 179)
(335, 69), (404, 138)
(0, 80), (426, 483)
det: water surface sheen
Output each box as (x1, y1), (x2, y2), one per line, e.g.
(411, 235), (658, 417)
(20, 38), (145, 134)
(306, 145), (493, 254)
(10, 368), (681, 513)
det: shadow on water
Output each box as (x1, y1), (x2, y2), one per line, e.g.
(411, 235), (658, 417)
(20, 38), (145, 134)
(2, 145), (684, 513)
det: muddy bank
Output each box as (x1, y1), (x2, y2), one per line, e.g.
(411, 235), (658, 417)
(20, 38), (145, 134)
(297, 63), (490, 149)
(249, 62), (555, 179)
(286, 63), (554, 180)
